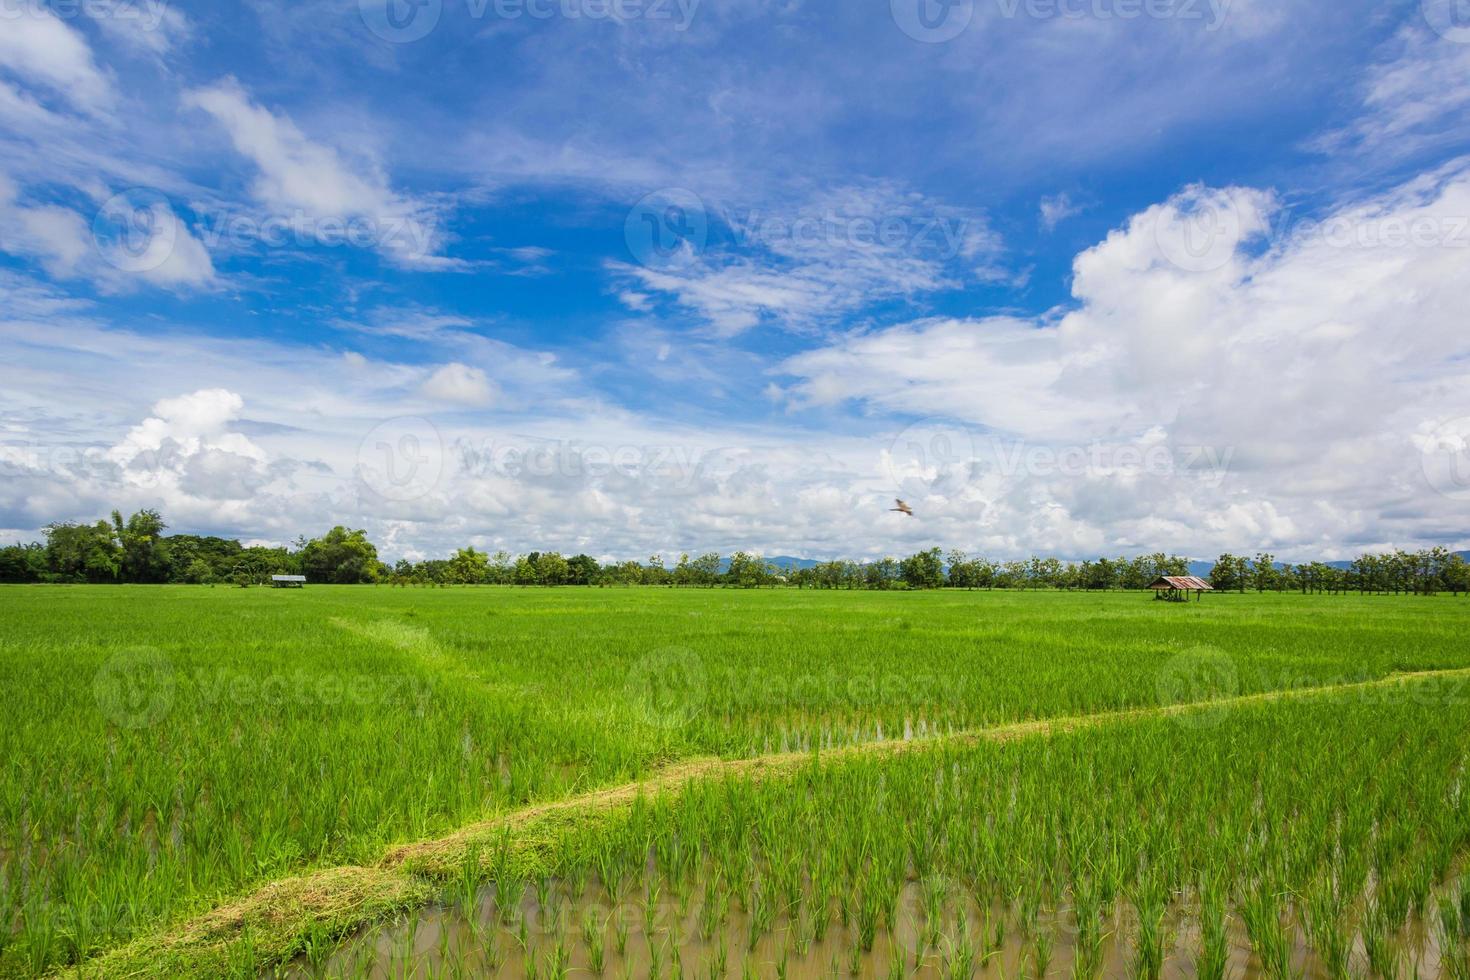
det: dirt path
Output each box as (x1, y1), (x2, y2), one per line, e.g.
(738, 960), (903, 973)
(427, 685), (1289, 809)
(70, 666), (1470, 978)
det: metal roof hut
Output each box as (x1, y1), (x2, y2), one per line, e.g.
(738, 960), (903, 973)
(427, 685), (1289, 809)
(1148, 575), (1213, 602)
(271, 574), (306, 588)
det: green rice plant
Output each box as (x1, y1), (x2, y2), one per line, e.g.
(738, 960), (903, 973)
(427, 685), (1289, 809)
(18, 589), (1470, 978)
(1030, 925), (1053, 979)
(886, 938), (908, 980)
(1301, 876), (1349, 980)
(648, 938), (664, 980)
(1361, 900), (1399, 980)
(643, 881), (662, 942)
(1439, 899), (1470, 980)
(583, 908), (606, 975)
(1196, 879), (1229, 980)
(454, 846), (481, 920)
(941, 924), (977, 980)
(707, 933), (727, 979)
(547, 936), (571, 980)
(1128, 882), (1166, 980)
(1241, 884), (1294, 979)
(613, 906), (630, 957)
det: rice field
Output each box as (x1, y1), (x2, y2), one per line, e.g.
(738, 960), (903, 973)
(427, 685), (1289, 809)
(297, 689), (1470, 979)
(2, 586), (1469, 977)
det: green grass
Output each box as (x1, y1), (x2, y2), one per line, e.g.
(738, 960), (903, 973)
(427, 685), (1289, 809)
(2, 585), (1469, 975)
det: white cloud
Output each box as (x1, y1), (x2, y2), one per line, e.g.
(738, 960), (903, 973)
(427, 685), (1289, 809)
(0, 77), (62, 127)
(0, 1), (112, 112)
(11, 148), (1470, 567)
(90, 2), (190, 58)
(614, 183), (997, 336)
(0, 174), (215, 289)
(1039, 193), (1082, 232)
(95, 388), (282, 505)
(421, 362), (497, 407)
(3, 165), (1469, 563)
(778, 167), (1470, 558)
(9, 201), (91, 276)
(1314, 26), (1470, 161)
(182, 78), (453, 268)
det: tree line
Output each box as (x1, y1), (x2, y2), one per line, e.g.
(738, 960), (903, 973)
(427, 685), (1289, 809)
(0, 509), (1465, 595)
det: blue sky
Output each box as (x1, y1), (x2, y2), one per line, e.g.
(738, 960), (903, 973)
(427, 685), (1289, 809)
(2, 0), (1469, 562)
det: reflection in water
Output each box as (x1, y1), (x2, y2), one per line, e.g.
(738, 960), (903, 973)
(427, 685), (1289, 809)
(286, 872), (1458, 978)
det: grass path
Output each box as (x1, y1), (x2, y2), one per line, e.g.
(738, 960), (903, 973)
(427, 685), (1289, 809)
(66, 666), (1470, 978)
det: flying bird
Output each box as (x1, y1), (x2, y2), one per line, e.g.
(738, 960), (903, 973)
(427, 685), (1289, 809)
(891, 499), (914, 517)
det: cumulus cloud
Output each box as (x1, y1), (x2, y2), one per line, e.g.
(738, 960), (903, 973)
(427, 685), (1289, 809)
(779, 167), (1470, 558)
(106, 389), (273, 499)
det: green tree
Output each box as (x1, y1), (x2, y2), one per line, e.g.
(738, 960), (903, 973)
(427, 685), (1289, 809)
(1209, 553), (1243, 592)
(44, 520), (120, 582)
(567, 554), (600, 585)
(448, 546), (489, 584)
(536, 552), (571, 585)
(182, 558), (216, 584)
(0, 542), (48, 582)
(900, 548), (945, 589)
(1252, 553), (1278, 592)
(691, 553), (722, 587)
(299, 527), (380, 583)
(111, 509), (171, 583)
(513, 555), (539, 585)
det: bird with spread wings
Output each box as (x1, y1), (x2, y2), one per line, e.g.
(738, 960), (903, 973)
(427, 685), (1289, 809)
(891, 499), (914, 517)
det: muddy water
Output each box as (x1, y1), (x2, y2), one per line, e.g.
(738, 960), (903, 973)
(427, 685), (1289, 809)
(282, 876), (1453, 979)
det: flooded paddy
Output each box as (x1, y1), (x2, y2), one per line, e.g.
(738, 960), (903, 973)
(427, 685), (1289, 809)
(284, 874), (1459, 978)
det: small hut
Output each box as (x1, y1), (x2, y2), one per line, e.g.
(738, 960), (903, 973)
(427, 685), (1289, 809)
(271, 574), (306, 589)
(1148, 575), (1213, 602)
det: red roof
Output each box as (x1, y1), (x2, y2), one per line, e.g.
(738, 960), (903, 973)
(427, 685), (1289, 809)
(1149, 575), (1213, 590)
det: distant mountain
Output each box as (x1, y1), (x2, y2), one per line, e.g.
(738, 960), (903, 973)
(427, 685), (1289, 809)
(716, 555), (822, 573)
(767, 555), (822, 571)
(1189, 552), (1470, 578)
